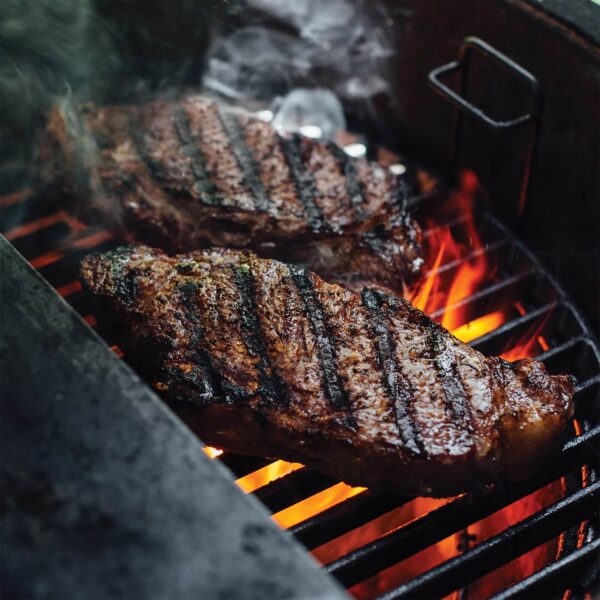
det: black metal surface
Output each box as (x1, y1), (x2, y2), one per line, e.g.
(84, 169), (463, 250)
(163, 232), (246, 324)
(0, 236), (347, 600)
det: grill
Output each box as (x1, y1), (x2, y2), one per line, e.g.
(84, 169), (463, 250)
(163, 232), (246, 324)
(2, 105), (599, 598)
(1, 0), (599, 596)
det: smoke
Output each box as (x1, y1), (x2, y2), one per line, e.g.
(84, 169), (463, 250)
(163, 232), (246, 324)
(0, 0), (232, 187)
(204, 0), (394, 135)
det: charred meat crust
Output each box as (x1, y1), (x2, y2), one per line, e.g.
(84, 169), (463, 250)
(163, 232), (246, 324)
(80, 246), (575, 497)
(41, 96), (424, 290)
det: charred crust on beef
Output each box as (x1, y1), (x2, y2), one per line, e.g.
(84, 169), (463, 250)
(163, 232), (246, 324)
(327, 141), (366, 214)
(172, 107), (220, 203)
(362, 289), (425, 457)
(217, 107), (270, 212)
(232, 263), (287, 407)
(129, 115), (169, 183)
(278, 133), (327, 233)
(430, 328), (474, 440)
(288, 265), (354, 425)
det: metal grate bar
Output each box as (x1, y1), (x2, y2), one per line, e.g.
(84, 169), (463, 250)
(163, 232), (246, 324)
(377, 481), (600, 600)
(216, 454), (272, 478)
(428, 238), (509, 278)
(469, 303), (557, 350)
(576, 375), (600, 394)
(535, 336), (588, 363)
(489, 537), (600, 600)
(325, 425), (599, 587)
(429, 269), (536, 320)
(255, 471), (336, 513)
(290, 491), (412, 549)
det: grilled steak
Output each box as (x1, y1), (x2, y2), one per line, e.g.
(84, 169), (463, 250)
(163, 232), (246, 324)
(40, 96), (423, 291)
(80, 246), (574, 496)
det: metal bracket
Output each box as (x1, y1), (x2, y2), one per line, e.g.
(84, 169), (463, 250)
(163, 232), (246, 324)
(428, 37), (543, 216)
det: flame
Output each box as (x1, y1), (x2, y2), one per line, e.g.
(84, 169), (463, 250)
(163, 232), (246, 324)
(236, 460), (304, 494)
(501, 307), (552, 361)
(452, 310), (506, 344)
(409, 171), (490, 332)
(203, 446), (223, 459)
(272, 483), (366, 529)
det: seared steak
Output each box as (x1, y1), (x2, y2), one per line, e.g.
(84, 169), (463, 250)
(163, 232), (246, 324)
(41, 96), (423, 291)
(80, 246), (574, 496)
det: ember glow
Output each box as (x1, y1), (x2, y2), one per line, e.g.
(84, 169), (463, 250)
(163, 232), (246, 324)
(236, 460), (304, 494)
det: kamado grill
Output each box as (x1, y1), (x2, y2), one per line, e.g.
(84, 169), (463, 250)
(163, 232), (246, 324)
(1, 1), (599, 599)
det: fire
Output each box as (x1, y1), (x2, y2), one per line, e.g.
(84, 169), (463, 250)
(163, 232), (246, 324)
(203, 446), (223, 459)
(273, 483), (366, 529)
(452, 310), (505, 344)
(236, 460), (304, 494)
(501, 302), (552, 361)
(408, 171), (494, 333)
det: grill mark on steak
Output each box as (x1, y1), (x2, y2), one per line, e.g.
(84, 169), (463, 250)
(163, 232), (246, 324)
(328, 142), (366, 214)
(173, 281), (223, 404)
(278, 134), (327, 233)
(361, 289), (425, 457)
(128, 115), (168, 183)
(217, 107), (270, 212)
(172, 107), (220, 204)
(288, 265), (353, 419)
(232, 262), (286, 406)
(430, 327), (473, 438)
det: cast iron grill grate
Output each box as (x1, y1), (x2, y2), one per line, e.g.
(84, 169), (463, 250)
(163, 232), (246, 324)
(1, 173), (598, 599)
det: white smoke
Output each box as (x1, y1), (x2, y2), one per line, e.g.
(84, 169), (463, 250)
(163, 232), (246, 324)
(203, 0), (393, 137)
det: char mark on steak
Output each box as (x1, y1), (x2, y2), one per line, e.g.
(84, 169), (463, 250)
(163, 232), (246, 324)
(80, 246), (575, 497)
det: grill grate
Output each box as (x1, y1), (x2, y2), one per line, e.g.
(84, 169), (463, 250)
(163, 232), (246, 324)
(1, 170), (598, 599)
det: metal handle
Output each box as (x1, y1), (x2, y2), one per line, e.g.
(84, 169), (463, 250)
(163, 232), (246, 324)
(428, 37), (543, 216)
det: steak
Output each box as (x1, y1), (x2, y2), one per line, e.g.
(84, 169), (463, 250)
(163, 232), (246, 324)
(80, 246), (575, 496)
(41, 96), (424, 292)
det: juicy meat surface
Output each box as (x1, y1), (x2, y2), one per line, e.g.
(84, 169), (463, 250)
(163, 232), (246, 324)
(80, 246), (575, 496)
(41, 96), (424, 291)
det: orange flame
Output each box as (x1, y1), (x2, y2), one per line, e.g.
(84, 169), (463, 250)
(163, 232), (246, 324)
(409, 171), (490, 333)
(203, 446), (223, 459)
(273, 483), (366, 529)
(236, 460), (304, 494)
